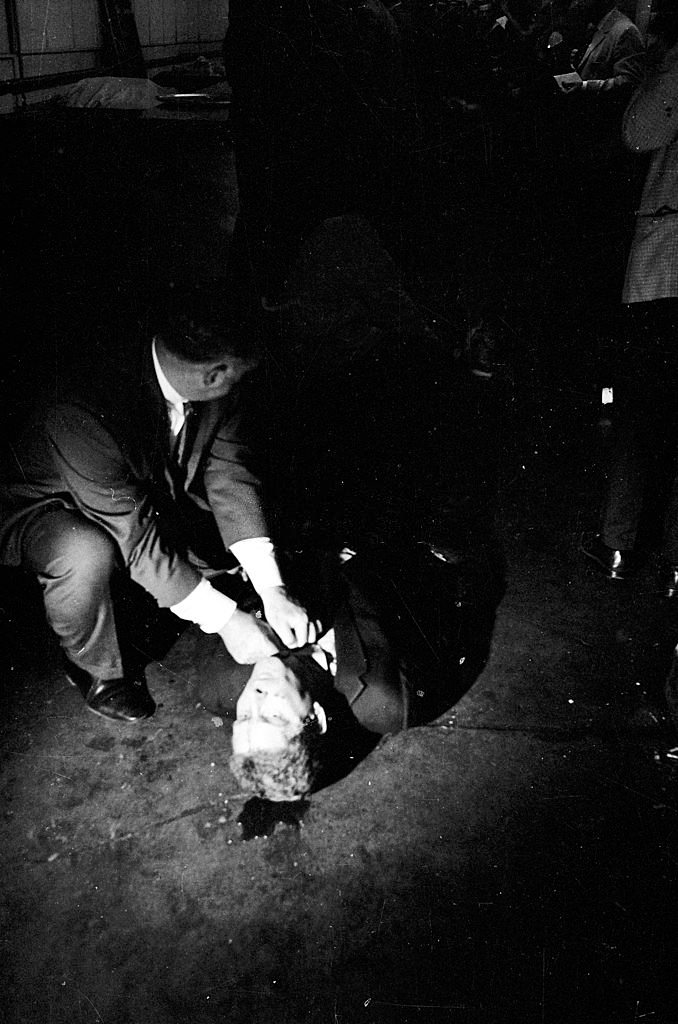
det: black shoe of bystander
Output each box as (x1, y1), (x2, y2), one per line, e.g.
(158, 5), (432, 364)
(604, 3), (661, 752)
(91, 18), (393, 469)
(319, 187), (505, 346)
(580, 534), (636, 581)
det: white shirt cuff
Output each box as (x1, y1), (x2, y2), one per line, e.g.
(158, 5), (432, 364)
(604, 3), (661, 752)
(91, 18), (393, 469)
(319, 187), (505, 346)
(230, 536), (284, 592)
(170, 577), (237, 633)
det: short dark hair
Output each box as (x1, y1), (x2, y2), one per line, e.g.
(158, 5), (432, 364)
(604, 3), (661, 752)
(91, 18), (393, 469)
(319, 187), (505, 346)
(150, 283), (261, 364)
(229, 722), (323, 802)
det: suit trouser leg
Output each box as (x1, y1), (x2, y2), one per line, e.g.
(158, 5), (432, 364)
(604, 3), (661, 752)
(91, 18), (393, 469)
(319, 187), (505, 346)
(19, 507), (123, 679)
(602, 301), (678, 553)
(601, 420), (646, 551)
(600, 307), (644, 552)
(601, 388), (676, 552)
(661, 464), (678, 565)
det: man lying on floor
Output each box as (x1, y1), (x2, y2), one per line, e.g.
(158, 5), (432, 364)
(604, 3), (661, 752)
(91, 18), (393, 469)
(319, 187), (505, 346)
(222, 543), (500, 800)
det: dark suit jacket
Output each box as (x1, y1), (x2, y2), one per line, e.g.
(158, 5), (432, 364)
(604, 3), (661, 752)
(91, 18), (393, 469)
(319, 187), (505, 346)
(328, 546), (491, 734)
(0, 341), (269, 609)
(577, 8), (644, 92)
(197, 544), (496, 737)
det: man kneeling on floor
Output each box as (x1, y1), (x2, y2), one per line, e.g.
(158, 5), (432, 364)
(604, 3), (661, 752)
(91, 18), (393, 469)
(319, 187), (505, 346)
(0, 288), (316, 723)
(228, 544), (499, 801)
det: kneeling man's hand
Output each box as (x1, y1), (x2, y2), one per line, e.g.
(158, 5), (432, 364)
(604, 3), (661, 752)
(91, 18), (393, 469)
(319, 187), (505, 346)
(218, 609), (281, 664)
(259, 585), (320, 648)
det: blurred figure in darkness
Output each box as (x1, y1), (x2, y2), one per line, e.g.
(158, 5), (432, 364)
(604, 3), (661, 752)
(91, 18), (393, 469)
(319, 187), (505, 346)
(223, 0), (407, 312)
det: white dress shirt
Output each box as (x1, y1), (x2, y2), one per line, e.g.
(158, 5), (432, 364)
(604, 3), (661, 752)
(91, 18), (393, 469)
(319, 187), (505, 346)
(151, 340), (283, 633)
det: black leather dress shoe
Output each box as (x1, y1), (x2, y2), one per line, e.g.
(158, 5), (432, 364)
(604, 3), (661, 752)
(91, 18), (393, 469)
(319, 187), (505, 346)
(661, 564), (678, 598)
(580, 534), (635, 581)
(63, 656), (156, 723)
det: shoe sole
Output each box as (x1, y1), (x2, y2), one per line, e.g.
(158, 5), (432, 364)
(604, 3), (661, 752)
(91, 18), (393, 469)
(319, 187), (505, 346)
(580, 548), (630, 581)
(84, 703), (153, 723)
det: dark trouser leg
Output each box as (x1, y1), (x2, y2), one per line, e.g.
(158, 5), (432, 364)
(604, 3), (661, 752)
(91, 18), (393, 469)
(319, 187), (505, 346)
(602, 300), (678, 553)
(662, 465), (678, 565)
(602, 421), (645, 551)
(659, 302), (678, 563)
(20, 508), (123, 679)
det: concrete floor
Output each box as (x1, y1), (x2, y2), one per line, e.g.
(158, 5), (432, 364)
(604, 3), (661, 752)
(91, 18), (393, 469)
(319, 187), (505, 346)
(2, 118), (678, 1024)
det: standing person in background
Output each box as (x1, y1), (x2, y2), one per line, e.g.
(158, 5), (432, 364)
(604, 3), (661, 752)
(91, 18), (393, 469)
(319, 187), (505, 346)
(542, 1), (646, 387)
(555, 0), (644, 95)
(581, 3), (678, 592)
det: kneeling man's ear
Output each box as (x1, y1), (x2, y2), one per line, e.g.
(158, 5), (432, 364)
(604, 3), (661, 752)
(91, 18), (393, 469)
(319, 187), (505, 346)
(313, 701), (328, 735)
(203, 363), (229, 387)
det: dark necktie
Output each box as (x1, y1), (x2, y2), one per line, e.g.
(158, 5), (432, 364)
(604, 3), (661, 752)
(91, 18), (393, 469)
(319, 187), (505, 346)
(172, 401), (197, 470)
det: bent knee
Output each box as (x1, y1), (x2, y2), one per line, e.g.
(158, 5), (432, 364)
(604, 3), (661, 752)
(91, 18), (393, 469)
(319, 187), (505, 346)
(25, 510), (119, 582)
(67, 523), (118, 580)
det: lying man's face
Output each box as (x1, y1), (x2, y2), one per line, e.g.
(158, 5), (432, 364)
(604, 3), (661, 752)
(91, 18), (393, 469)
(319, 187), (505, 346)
(232, 655), (327, 757)
(230, 655), (328, 801)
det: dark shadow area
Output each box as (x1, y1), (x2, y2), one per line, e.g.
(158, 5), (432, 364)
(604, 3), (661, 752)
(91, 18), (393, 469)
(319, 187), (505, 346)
(237, 796), (310, 841)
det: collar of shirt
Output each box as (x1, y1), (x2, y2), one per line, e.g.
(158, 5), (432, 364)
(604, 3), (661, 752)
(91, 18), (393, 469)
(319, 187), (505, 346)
(152, 338), (187, 436)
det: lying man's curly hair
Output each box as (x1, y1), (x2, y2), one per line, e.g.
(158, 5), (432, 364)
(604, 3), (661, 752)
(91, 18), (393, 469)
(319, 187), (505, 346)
(229, 717), (323, 802)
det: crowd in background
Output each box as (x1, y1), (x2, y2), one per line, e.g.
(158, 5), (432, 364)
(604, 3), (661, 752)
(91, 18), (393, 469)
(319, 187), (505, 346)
(224, 0), (678, 598)
(223, 0), (653, 381)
